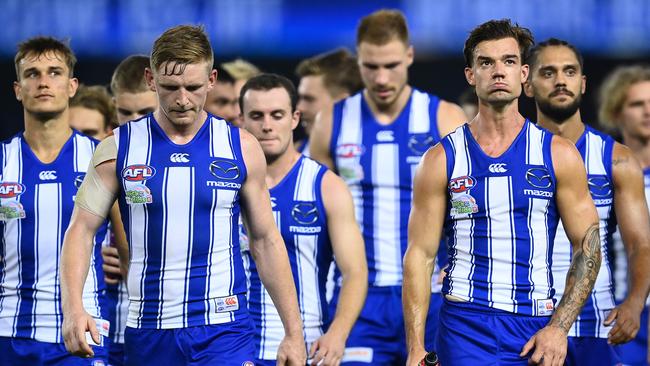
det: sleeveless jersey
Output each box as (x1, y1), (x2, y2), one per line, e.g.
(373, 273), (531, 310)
(552, 126), (617, 337)
(115, 114), (248, 329)
(440, 121), (560, 315)
(0, 131), (107, 343)
(330, 89), (442, 287)
(243, 155), (330, 360)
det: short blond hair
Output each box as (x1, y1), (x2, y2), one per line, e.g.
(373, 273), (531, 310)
(151, 25), (213, 75)
(221, 59), (260, 81)
(357, 9), (409, 46)
(598, 65), (650, 128)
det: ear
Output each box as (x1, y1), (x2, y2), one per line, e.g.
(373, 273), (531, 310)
(144, 68), (156, 92)
(291, 110), (301, 130)
(581, 75), (586, 95)
(207, 68), (217, 92)
(13, 81), (21, 101)
(68, 77), (79, 98)
(406, 45), (414, 67)
(520, 64), (529, 84)
(464, 67), (475, 86)
(523, 79), (534, 98)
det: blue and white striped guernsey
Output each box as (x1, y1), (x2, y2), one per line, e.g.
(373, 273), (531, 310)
(114, 113), (248, 329)
(552, 125), (617, 337)
(243, 155), (331, 360)
(440, 121), (560, 315)
(0, 131), (107, 343)
(330, 89), (442, 287)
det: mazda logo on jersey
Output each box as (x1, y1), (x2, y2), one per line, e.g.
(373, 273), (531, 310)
(122, 165), (156, 182)
(408, 134), (434, 155)
(588, 175), (611, 197)
(291, 202), (319, 225)
(209, 159), (240, 180)
(525, 167), (552, 188)
(74, 174), (86, 189)
(0, 182), (26, 198)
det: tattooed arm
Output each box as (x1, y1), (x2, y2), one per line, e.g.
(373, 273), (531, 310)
(521, 136), (601, 366)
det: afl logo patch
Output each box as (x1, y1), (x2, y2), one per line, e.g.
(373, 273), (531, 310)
(336, 143), (364, 158)
(122, 165), (156, 182)
(449, 176), (475, 193)
(0, 182), (26, 198)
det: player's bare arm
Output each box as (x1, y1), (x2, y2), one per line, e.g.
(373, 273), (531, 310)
(522, 136), (601, 366)
(308, 106), (335, 170)
(238, 130), (306, 366)
(61, 137), (120, 357)
(309, 171), (368, 366)
(436, 100), (468, 138)
(403, 144), (447, 366)
(103, 202), (129, 283)
(604, 143), (650, 344)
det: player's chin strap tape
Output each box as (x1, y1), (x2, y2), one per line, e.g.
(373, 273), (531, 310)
(75, 162), (115, 219)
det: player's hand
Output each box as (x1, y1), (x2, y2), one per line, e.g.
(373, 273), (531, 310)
(406, 348), (428, 366)
(101, 246), (122, 284)
(62, 310), (98, 358)
(604, 300), (643, 344)
(308, 330), (345, 366)
(276, 333), (307, 366)
(520, 325), (567, 366)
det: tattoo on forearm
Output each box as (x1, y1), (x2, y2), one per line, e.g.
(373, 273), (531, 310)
(551, 223), (601, 332)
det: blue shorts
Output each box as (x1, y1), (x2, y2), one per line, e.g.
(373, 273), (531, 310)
(123, 318), (255, 366)
(565, 336), (621, 365)
(0, 336), (108, 366)
(329, 286), (442, 365)
(615, 305), (648, 366)
(107, 341), (124, 366)
(435, 299), (550, 365)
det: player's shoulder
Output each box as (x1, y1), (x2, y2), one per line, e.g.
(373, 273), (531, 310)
(0, 132), (23, 148)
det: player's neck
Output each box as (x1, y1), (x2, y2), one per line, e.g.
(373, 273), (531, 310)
(364, 85), (412, 125)
(23, 109), (73, 164)
(469, 100), (525, 158)
(265, 147), (301, 189)
(622, 132), (650, 169)
(536, 111), (584, 144)
(153, 109), (207, 145)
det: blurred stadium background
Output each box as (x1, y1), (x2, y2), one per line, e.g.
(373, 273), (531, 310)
(1, 0), (649, 139)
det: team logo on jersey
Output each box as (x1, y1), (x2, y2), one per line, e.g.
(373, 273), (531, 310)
(450, 194), (478, 216)
(39, 170), (57, 180)
(376, 130), (394, 142)
(125, 184), (153, 205)
(587, 175), (611, 197)
(0, 201), (26, 220)
(449, 176), (475, 193)
(525, 167), (552, 188)
(122, 165), (156, 182)
(209, 159), (240, 180)
(170, 153), (190, 163)
(336, 143), (364, 158)
(291, 202), (319, 225)
(74, 174), (86, 189)
(488, 163), (507, 173)
(0, 182), (26, 198)
(408, 134), (435, 155)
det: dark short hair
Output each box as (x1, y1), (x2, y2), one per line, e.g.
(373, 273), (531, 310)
(215, 65), (234, 84)
(70, 85), (118, 130)
(15, 36), (77, 79)
(526, 38), (584, 72)
(295, 48), (363, 97)
(464, 19), (534, 67)
(239, 73), (298, 113)
(111, 55), (150, 95)
(357, 9), (409, 46)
